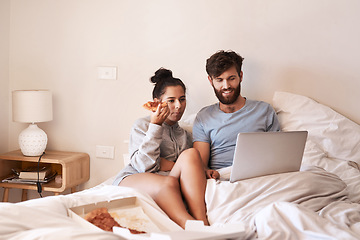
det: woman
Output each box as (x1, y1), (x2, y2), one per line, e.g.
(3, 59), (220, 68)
(113, 68), (209, 229)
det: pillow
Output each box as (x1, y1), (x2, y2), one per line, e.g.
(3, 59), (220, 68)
(179, 113), (197, 133)
(272, 91), (360, 165)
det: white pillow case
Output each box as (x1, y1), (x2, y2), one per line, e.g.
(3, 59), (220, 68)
(272, 91), (360, 165)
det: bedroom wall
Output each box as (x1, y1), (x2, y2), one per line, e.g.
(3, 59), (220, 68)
(0, 0), (10, 202)
(5, 0), (360, 200)
(0, 0), (10, 153)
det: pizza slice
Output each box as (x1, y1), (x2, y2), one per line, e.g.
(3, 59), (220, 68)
(142, 101), (167, 112)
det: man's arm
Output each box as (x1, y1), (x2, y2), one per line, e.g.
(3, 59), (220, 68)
(193, 141), (210, 167)
(193, 141), (219, 179)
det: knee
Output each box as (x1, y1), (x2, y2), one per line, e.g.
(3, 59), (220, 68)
(163, 176), (180, 189)
(156, 176), (180, 196)
(178, 148), (202, 165)
(183, 148), (200, 156)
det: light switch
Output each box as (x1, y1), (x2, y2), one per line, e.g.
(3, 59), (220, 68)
(96, 145), (115, 159)
(97, 66), (117, 80)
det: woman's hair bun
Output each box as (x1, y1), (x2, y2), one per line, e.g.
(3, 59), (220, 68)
(150, 68), (173, 83)
(150, 67), (186, 99)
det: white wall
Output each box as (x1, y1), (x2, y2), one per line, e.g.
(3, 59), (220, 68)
(3, 0), (360, 200)
(0, 0), (10, 202)
(0, 0), (10, 153)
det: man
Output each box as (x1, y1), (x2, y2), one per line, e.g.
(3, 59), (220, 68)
(193, 50), (281, 179)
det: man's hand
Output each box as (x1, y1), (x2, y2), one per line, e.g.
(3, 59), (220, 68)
(205, 169), (220, 179)
(160, 157), (174, 171)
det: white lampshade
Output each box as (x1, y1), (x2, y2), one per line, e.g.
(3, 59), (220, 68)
(12, 90), (53, 123)
(12, 90), (53, 156)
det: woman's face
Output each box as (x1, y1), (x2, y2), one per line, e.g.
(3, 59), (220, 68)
(157, 85), (186, 125)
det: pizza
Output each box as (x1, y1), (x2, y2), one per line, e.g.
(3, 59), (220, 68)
(85, 207), (120, 232)
(84, 207), (146, 234)
(142, 101), (167, 112)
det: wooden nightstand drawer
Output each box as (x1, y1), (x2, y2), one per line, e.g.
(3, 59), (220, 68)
(0, 150), (90, 202)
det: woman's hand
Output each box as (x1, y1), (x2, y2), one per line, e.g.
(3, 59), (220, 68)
(160, 157), (175, 171)
(205, 169), (220, 179)
(150, 102), (170, 125)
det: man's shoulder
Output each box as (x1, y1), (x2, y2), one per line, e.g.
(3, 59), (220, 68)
(246, 98), (268, 105)
(193, 103), (218, 127)
(197, 103), (218, 115)
(246, 99), (272, 109)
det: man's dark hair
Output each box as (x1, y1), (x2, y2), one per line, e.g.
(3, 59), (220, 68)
(206, 50), (244, 78)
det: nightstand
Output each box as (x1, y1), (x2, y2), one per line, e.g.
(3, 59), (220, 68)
(0, 150), (90, 202)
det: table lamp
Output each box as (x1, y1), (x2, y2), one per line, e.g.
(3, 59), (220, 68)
(12, 90), (53, 156)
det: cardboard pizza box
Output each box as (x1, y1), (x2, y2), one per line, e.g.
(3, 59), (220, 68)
(68, 196), (246, 240)
(68, 196), (181, 233)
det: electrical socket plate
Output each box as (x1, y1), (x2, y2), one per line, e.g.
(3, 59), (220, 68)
(97, 66), (117, 80)
(96, 145), (115, 159)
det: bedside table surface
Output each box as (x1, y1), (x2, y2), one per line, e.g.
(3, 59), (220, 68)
(0, 150), (89, 164)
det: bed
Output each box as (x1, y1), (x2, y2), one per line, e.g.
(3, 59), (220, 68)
(1, 91), (360, 240)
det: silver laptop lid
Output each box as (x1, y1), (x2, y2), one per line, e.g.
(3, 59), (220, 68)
(230, 131), (308, 182)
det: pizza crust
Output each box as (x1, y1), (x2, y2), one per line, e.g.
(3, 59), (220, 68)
(143, 101), (167, 112)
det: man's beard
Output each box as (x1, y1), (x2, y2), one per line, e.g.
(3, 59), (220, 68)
(213, 83), (241, 105)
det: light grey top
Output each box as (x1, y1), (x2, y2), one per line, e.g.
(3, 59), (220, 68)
(192, 99), (281, 170)
(112, 116), (192, 186)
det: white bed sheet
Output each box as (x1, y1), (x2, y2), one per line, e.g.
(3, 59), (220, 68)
(1, 91), (360, 240)
(1, 167), (359, 240)
(206, 166), (360, 239)
(0, 185), (181, 240)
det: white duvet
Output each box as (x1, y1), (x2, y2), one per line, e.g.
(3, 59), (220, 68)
(206, 166), (360, 239)
(1, 92), (360, 240)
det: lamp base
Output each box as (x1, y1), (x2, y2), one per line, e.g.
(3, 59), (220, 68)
(19, 123), (48, 156)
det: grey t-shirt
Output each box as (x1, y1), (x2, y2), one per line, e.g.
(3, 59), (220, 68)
(192, 99), (281, 170)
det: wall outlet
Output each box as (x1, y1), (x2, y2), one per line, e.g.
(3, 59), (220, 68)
(96, 145), (115, 159)
(97, 66), (117, 80)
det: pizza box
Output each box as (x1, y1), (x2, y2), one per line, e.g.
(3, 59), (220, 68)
(68, 196), (181, 234)
(113, 220), (246, 240)
(114, 220), (246, 240)
(68, 196), (246, 240)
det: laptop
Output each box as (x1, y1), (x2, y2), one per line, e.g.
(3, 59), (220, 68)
(229, 131), (308, 182)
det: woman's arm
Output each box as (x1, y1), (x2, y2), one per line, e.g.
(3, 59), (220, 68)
(129, 105), (170, 173)
(129, 119), (163, 173)
(160, 157), (175, 171)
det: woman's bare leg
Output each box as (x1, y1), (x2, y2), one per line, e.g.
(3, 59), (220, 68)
(169, 148), (209, 225)
(120, 173), (195, 228)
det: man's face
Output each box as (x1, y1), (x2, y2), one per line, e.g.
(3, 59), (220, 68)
(209, 66), (242, 105)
